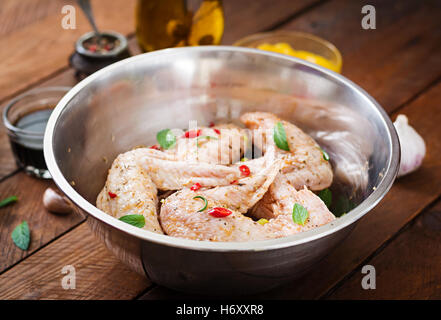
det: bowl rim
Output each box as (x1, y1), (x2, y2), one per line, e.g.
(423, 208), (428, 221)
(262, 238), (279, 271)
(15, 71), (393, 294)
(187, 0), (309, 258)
(44, 45), (400, 252)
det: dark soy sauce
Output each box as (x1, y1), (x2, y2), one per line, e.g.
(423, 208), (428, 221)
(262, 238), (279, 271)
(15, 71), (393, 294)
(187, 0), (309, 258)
(10, 107), (53, 170)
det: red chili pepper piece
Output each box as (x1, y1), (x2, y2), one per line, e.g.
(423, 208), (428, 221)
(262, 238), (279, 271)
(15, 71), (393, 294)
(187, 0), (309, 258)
(89, 44), (97, 52)
(184, 129), (202, 138)
(239, 165), (251, 176)
(213, 128), (221, 135)
(150, 145), (160, 150)
(230, 180), (238, 185)
(209, 122), (215, 128)
(190, 183), (201, 191)
(108, 191), (117, 198)
(208, 207), (232, 218)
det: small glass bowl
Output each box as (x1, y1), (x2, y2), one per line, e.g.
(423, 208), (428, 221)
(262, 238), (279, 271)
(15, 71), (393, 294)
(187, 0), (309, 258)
(2, 87), (71, 179)
(234, 31), (342, 73)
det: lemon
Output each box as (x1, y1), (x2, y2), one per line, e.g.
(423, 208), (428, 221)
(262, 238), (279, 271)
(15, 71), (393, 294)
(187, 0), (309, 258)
(257, 42), (341, 73)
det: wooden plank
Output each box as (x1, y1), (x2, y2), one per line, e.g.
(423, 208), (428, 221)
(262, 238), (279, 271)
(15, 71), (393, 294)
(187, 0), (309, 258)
(0, 222), (151, 299)
(139, 79), (441, 300)
(0, 0), (136, 103)
(221, 0), (324, 45)
(327, 198), (441, 300)
(0, 172), (84, 273)
(0, 0), (321, 104)
(280, 0), (441, 113)
(0, 0), (72, 36)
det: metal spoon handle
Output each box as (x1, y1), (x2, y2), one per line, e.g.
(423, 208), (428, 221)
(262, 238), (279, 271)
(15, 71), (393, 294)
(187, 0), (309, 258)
(77, 0), (100, 35)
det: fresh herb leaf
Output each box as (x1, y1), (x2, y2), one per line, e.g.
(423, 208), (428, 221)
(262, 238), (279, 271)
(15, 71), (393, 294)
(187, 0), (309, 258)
(319, 147), (330, 161)
(193, 196), (208, 212)
(11, 221), (30, 250)
(273, 122), (290, 151)
(156, 129), (176, 149)
(119, 214), (145, 228)
(318, 188), (332, 208)
(0, 196), (18, 208)
(292, 203), (309, 225)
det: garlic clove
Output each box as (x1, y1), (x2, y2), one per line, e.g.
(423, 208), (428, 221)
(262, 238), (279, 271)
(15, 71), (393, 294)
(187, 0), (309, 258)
(394, 114), (426, 178)
(43, 188), (73, 214)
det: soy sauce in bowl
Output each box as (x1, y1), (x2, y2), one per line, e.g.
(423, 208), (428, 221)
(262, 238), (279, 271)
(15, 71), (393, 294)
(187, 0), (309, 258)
(10, 107), (54, 172)
(3, 87), (71, 179)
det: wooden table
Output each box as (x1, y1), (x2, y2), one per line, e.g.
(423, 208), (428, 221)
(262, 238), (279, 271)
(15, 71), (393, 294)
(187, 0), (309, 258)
(0, 0), (440, 300)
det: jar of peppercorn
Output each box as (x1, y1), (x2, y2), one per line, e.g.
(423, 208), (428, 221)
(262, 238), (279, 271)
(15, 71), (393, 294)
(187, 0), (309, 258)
(69, 31), (130, 80)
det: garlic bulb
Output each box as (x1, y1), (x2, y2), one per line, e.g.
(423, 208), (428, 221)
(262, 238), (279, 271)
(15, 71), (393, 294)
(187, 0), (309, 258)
(394, 114), (426, 177)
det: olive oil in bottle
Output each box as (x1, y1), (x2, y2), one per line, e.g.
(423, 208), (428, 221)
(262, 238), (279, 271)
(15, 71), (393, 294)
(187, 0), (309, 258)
(135, 0), (224, 52)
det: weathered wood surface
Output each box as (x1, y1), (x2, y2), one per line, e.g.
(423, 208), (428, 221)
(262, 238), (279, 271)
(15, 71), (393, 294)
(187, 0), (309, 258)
(280, 0), (441, 114)
(0, 0), (136, 103)
(0, 172), (84, 274)
(0, 0), (72, 36)
(0, 223), (150, 300)
(328, 197), (441, 300)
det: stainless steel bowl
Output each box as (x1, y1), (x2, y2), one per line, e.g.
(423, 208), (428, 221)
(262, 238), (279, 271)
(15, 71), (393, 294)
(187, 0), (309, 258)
(44, 46), (399, 295)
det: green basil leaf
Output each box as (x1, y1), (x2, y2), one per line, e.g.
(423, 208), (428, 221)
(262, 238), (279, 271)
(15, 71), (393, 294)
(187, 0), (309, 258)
(119, 214), (145, 228)
(156, 129), (176, 150)
(319, 147), (330, 161)
(292, 203), (309, 225)
(0, 196), (18, 208)
(273, 122), (290, 151)
(11, 221), (30, 250)
(318, 188), (332, 208)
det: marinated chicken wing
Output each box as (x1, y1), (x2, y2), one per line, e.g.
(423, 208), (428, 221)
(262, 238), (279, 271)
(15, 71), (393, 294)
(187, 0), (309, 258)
(96, 149), (162, 233)
(97, 147), (253, 233)
(160, 159), (335, 241)
(97, 112), (336, 241)
(250, 174), (335, 231)
(159, 158), (282, 241)
(240, 112), (333, 190)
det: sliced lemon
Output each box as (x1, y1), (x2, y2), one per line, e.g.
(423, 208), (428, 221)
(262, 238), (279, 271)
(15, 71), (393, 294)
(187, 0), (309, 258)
(257, 42), (341, 73)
